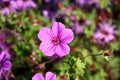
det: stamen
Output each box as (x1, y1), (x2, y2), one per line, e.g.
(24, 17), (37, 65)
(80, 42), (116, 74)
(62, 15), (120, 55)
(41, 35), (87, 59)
(101, 30), (109, 36)
(52, 37), (60, 45)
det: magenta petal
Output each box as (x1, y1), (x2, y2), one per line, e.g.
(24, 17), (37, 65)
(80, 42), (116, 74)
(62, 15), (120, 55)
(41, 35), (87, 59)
(28, 1), (36, 8)
(1, 8), (10, 15)
(32, 73), (44, 80)
(38, 28), (52, 41)
(40, 42), (55, 56)
(2, 61), (12, 70)
(56, 44), (70, 57)
(60, 29), (74, 43)
(45, 72), (56, 80)
(0, 51), (7, 61)
(51, 22), (65, 37)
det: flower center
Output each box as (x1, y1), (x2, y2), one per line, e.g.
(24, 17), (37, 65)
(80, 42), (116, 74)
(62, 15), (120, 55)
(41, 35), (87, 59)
(52, 37), (60, 45)
(23, 0), (28, 2)
(101, 30), (109, 36)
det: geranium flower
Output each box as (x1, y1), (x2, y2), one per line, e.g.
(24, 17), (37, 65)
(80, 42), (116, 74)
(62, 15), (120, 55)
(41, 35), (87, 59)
(0, 0), (36, 15)
(15, 0), (36, 10)
(32, 71), (56, 80)
(0, 50), (12, 80)
(0, 0), (17, 15)
(38, 22), (74, 57)
(94, 22), (117, 44)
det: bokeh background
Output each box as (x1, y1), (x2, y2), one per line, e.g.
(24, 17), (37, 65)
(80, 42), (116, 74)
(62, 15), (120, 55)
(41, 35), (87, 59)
(0, 0), (120, 80)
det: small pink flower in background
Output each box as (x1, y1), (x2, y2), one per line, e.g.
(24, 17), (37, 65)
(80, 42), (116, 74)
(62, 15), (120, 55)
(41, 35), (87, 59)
(32, 71), (56, 80)
(94, 22), (117, 44)
(38, 22), (74, 57)
(0, 0), (17, 15)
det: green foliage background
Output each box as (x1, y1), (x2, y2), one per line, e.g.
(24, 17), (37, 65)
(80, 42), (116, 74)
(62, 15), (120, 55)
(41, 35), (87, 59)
(0, 0), (120, 80)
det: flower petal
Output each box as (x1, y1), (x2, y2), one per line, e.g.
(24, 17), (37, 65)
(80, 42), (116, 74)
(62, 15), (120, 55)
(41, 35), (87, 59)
(60, 29), (74, 43)
(0, 51), (7, 61)
(55, 44), (70, 57)
(40, 42), (55, 56)
(45, 71), (56, 80)
(2, 61), (12, 71)
(38, 28), (52, 41)
(32, 73), (44, 80)
(51, 22), (65, 37)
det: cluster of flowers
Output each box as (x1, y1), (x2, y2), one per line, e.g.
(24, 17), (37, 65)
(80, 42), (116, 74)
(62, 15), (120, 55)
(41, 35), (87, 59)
(41, 0), (117, 45)
(0, 0), (117, 79)
(71, 16), (117, 45)
(31, 0), (117, 78)
(70, 0), (117, 45)
(32, 21), (117, 80)
(0, 31), (13, 80)
(0, 0), (36, 15)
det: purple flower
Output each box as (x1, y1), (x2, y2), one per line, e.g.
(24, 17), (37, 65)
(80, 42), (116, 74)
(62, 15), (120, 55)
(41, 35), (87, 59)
(32, 71), (56, 80)
(0, 31), (13, 60)
(94, 22), (117, 44)
(75, 0), (87, 7)
(71, 18), (91, 35)
(42, 9), (57, 21)
(38, 22), (74, 57)
(86, 0), (100, 7)
(0, 0), (36, 15)
(42, 0), (59, 21)
(0, 0), (17, 15)
(16, 0), (36, 10)
(0, 50), (12, 80)
(75, 0), (100, 8)
(72, 22), (84, 34)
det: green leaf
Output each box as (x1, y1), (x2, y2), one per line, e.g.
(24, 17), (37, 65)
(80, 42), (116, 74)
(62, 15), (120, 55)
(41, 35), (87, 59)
(75, 58), (86, 76)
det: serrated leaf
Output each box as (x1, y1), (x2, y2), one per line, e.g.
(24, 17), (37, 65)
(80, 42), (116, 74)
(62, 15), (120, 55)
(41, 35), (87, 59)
(75, 58), (86, 76)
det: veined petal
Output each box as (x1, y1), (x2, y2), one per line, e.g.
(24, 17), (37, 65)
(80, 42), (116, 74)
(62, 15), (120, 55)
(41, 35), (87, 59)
(2, 61), (12, 70)
(32, 73), (44, 80)
(38, 28), (52, 41)
(60, 29), (74, 43)
(55, 44), (70, 57)
(45, 72), (56, 80)
(51, 22), (65, 37)
(40, 42), (55, 56)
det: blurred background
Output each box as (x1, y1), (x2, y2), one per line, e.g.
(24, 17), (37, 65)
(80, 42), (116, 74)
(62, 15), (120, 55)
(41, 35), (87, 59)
(0, 0), (120, 80)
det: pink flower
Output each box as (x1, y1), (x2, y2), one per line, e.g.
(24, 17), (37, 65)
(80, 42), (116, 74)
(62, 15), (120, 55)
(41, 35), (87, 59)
(32, 71), (56, 80)
(38, 22), (74, 57)
(94, 22), (117, 44)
